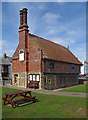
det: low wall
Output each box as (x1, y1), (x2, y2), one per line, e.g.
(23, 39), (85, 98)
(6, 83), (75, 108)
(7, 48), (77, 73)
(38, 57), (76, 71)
(84, 81), (88, 84)
(79, 79), (88, 84)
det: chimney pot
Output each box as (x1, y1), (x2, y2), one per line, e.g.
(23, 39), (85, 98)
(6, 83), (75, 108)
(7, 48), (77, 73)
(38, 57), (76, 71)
(23, 8), (27, 12)
(20, 10), (23, 26)
(19, 8), (28, 29)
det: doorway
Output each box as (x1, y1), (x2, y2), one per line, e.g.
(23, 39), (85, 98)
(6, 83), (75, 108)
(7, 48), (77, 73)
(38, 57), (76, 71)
(14, 74), (18, 85)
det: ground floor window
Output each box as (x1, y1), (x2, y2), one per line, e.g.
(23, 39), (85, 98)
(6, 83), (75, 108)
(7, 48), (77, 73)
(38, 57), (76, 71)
(29, 74), (40, 81)
(60, 76), (65, 84)
(44, 75), (52, 84)
(67, 75), (78, 83)
(14, 74), (18, 83)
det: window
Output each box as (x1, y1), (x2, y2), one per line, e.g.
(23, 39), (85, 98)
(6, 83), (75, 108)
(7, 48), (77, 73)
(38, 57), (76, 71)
(48, 79), (51, 84)
(19, 50), (24, 54)
(60, 76), (65, 84)
(44, 76), (52, 84)
(72, 64), (76, 70)
(69, 76), (72, 83)
(29, 75), (32, 81)
(33, 75), (36, 81)
(14, 74), (18, 83)
(19, 50), (24, 61)
(29, 74), (40, 81)
(44, 76), (47, 84)
(48, 61), (55, 68)
(36, 75), (40, 81)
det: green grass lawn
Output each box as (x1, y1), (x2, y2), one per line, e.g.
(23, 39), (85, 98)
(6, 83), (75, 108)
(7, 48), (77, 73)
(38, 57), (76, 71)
(60, 84), (87, 93)
(2, 87), (87, 118)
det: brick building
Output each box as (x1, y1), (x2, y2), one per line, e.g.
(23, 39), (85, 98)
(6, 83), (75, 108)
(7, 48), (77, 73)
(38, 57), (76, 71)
(12, 8), (82, 90)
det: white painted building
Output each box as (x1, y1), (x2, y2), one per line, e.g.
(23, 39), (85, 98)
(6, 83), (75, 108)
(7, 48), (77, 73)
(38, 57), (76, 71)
(84, 61), (88, 75)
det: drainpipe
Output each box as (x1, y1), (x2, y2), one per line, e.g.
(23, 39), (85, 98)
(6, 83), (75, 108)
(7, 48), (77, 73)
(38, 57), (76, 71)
(40, 49), (44, 89)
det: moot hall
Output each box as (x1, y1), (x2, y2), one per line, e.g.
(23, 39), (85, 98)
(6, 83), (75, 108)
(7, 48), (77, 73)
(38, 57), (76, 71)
(12, 8), (82, 90)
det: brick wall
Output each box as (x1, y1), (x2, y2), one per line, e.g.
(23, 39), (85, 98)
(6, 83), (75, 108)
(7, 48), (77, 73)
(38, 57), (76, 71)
(28, 36), (42, 73)
(43, 59), (80, 73)
(12, 33), (42, 73)
(43, 73), (79, 90)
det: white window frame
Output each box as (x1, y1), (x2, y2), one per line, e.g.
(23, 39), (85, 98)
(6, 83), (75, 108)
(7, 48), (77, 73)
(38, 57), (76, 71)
(19, 49), (24, 62)
(29, 75), (32, 81)
(29, 74), (40, 81)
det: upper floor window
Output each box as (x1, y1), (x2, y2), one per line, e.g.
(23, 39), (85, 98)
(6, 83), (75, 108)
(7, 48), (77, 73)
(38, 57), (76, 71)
(19, 50), (24, 61)
(48, 61), (55, 68)
(72, 64), (76, 70)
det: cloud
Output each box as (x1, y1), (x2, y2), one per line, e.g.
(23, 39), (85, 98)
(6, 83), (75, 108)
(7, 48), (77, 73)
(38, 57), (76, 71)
(0, 40), (2, 52)
(0, 39), (7, 51)
(73, 46), (86, 63)
(77, 48), (84, 52)
(34, 4), (47, 11)
(47, 29), (57, 35)
(43, 25), (66, 37)
(52, 37), (76, 47)
(45, 27), (59, 36)
(1, 40), (17, 57)
(67, 30), (78, 36)
(76, 51), (85, 63)
(42, 12), (61, 24)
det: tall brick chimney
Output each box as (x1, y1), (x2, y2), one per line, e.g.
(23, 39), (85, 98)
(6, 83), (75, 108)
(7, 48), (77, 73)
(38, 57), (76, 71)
(19, 8), (29, 49)
(18, 8), (29, 88)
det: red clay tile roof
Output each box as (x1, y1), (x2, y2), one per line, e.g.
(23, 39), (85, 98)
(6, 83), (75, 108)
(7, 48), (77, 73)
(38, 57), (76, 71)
(30, 34), (82, 65)
(13, 33), (82, 65)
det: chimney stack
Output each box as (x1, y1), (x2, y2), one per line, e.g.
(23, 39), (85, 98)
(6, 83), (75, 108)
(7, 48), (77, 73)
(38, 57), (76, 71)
(19, 8), (28, 29)
(4, 53), (6, 59)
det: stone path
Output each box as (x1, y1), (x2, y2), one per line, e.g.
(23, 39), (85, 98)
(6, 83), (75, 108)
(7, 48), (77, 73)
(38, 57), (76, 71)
(36, 89), (87, 98)
(2, 85), (87, 98)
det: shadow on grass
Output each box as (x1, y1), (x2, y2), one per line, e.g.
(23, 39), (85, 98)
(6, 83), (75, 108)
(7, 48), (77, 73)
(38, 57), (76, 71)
(3, 99), (39, 108)
(16, 99), (39, 108)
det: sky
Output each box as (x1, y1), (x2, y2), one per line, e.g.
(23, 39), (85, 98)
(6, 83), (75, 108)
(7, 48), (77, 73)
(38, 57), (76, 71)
(1, 2), (86, 73)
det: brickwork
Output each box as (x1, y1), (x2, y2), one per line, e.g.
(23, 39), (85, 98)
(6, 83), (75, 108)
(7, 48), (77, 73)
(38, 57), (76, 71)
(41, 73), (45, 88)
(28, 37), (42, 73)
(43, 59), (80, 73)
(19, 72), (26, 87)
(43, 74), (79, 90)
(12, 72), (27, 88)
